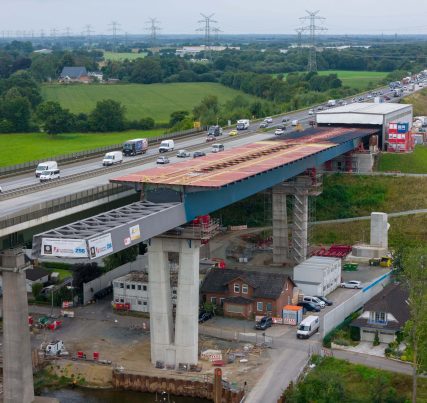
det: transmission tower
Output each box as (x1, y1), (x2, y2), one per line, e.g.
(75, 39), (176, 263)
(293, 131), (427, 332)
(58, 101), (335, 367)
(108, 21), (121, 52)
(196, 13), (218, 61)
(83, 24), (94, 48)
(298, 10), (327, 72)
(64, 27), (72, 49)
(212, 27), (222, 42)
(295, 28), (303, 49)
(146, 18), (161, 46)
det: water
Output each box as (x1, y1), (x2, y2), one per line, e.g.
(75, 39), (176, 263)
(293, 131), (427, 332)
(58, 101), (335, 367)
(41, 388), (210, 403)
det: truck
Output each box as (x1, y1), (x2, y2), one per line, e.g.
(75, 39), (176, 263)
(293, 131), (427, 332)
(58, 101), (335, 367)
(236, 119), (250, 130)
(102, 151), (123, 166)
(158, 140), (174, 153)
(393, 88), (403, 97)
(327, 99), (336, 107)
(208, 125), (223, 137)
(122, 138), (148, 156)
(45, 340), (64, 355)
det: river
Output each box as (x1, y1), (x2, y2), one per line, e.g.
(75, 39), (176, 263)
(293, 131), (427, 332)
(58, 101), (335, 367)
(41, 388), (210, 402)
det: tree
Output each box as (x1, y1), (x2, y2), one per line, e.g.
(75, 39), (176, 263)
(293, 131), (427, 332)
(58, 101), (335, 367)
(72, 262), (102, 291)
(88, 99), (125, 132)
(130, 58), (162, 84)
(0, 88), (31, 132)
(32, 282), (43, 299)
(192, 95), (220, 125)
(37, 101), (75, 134)
(103, 245), (139, 272)
(169, 110), (189, 127)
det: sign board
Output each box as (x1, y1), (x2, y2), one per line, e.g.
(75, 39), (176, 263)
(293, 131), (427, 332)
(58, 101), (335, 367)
(129, 224), (141, 241)
(88, 233), (113, 259)
(41, 238), (88, 258)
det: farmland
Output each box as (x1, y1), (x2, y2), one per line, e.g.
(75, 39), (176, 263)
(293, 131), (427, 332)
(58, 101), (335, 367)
(102, 51), (147, 61)
(41, 83), (262, 124)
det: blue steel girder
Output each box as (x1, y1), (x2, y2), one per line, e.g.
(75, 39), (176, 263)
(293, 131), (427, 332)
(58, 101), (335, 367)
(182, 140), (357, 220)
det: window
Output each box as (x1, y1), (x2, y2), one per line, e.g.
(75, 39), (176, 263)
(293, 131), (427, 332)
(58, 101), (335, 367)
(137, 300), (142, 305)
(257, 302), (263, 312)
(131, 284), (135, 290)
(371, 311), (387, 324)
(172, 290), (177, 295)
(120, 298), (124, 303)
(120, 283), (124, 288)
(220, 298), (225, 306)
(143, 301), (147, 306)
(126, 284), (130, 289)
(143, 285), (147, 291)
(285, 281), (289, 291)
(266, 303), (272, 312)
(137, 285), (142, 291)
(211, 297), (217, 305)
(234, 283), (240, 293)
(242, 284), (248, 294)
(226, 304), (244, 314)
(115, 298), (119, 302)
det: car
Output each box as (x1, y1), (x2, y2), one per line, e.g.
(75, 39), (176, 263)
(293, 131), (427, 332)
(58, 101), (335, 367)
(317, 106), (324, 111)
(206, 134), (216, 142)
(156, 156), (170, 164)
(193, 151), (206, 158)
(297, 301), (321, 313)
(302, 296), (326, 309)
(259, 122), (268, 129)
(255, 316), (272, 330)
(308, 109), (314, 115)
(275, 128), (285, 136)
(384, 95), (391, 101)
(176, 149), (191, 158)
(264, 117), (273, 123)
(198, 311), (213, 323)
(340, 280), (362, 289)
(315, 296), (333, 306)
(229, 129), (238, 136)
(282, 117), (290, 123)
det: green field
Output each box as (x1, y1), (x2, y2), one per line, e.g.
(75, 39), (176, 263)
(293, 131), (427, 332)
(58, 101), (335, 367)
(103, 51), (147, 61)
(41, 83), (261, 124)
(0, 129), (164, 167)
(378, 145), (427, 173)
(402, 88), (427, 115)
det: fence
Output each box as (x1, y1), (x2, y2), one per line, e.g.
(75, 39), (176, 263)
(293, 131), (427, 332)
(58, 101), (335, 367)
(321, 271), (392, 337)
(82, 255), (148, 304)
(0, 127), (204, 177)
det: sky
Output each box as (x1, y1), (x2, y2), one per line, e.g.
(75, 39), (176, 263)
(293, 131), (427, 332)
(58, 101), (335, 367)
(2, 0), (427, 36)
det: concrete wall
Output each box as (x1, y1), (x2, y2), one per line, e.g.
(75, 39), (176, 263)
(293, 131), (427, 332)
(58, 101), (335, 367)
(321, 271), (392, 337)
(83, 255), (147, 304)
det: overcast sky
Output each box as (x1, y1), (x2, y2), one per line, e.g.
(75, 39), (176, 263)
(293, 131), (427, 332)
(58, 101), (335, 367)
(2, 0), (427, 36)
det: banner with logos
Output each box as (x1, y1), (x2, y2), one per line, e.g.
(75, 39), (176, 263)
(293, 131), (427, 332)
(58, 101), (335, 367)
(88, 233), (113, 259)
(41, 238), (88, 258)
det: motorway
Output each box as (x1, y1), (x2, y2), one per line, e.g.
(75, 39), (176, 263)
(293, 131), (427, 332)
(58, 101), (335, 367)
(0, 84), (418, 218)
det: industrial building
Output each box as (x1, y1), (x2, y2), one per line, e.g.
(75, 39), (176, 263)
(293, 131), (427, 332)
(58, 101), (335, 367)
(293, 256), (342, 297)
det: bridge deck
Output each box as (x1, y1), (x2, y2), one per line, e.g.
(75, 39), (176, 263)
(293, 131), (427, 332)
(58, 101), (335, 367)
(111, 127), (377, 189)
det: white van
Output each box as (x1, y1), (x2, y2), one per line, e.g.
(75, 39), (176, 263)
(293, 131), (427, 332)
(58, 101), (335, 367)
(302, 296), (325, 308)
(39, 169), (61, 182)
(102, 151), (123, 166)
(211, 143), (225, 153)
(291, 119), (299, 126)
(159, 140), (175, 153)
(35, 161), (58, 177)
(297, 315), (320, 339)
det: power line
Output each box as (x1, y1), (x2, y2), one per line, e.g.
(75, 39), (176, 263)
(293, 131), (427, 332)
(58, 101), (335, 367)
(212, 27), (222, 42)
(82, 24), (94, 49)
(196, 13), (219, 61)
(146, 18), (161, 46)
(108, 21), (121, 52)
(298, 10), (327, 72)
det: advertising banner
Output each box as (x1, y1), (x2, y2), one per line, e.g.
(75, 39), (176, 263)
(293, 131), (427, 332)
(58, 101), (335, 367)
(41, 238), (88, 258)
(129, 224), (141, 241)
(88, 233), (113, 259)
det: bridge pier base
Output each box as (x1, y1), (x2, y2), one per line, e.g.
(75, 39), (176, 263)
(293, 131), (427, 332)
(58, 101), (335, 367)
(1, 248), (35, 403)
(148, 237), (200, 368)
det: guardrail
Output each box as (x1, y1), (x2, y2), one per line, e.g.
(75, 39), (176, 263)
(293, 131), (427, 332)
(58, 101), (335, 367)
(0, 183), (128, 230)
(0, 127), (205, 177)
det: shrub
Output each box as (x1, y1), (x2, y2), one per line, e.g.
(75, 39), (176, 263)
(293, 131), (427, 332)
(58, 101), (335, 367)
(350, 326), (361, 341)
(373, 330), (380, 346)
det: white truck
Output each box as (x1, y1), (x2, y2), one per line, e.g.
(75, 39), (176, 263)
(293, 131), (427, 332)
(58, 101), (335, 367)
(158, 140), (175, 153)
(102, 151), (123, 166)
(35, 161), (58, 177)
(236, 119), (250, 130)
(327, 99), (336, 107)
(296, 316), (320, 339)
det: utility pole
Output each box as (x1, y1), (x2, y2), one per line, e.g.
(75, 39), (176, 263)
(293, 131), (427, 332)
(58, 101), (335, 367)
(64, 27), (72, 49)
(146, 18), (161, 47)
(295, 28), (303, 49)
(50, 28), (58, 43)
(108, 21), (121, 52)
(196, 13), (219, 61)
(298, 10), (327, 72)
(83, 24), (94, 49)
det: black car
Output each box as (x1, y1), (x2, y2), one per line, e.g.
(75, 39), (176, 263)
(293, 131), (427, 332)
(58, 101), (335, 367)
(298, 301), (321, 313)
(282, 117), (290, 123)
(193, 151), (206, 158)
(255, 316), (273, 330)
(198, 311), (213, 323)
(315, 296), (333, 306)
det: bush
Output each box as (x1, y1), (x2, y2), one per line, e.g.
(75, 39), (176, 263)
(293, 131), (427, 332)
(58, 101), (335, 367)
(41, 261), (71, 271)
(373, 330), (380, 346)
(350, 326), (361, 341)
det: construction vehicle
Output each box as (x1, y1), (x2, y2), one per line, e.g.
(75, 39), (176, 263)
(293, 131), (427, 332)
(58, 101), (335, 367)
(380, 256), (392, 268)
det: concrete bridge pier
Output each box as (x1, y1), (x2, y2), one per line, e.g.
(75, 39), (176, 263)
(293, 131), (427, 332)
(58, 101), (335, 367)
(148, 237), (200, 368)
(272, 185), (290, 265)
(1, 248), (35, 403)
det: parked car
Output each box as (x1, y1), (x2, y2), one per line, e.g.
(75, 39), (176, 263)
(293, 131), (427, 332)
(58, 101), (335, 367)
(315, 296), (333, 306)
(206, 134), (216, 142)
(198, 311), (213, 323)
(156, 156), (170, 164)
(193, 151), (206, 158)
(176, 149), (191, 158)
(229, 129), (238, 136)
(302, 296), (325, 309)
(340, 280), (362, 289)
(264, 117), (273, 123)
(297, 301), (321, 313)
(275, 128), (285, 136)
(259, 121), (268, 129)
(255, 316), (272, 330)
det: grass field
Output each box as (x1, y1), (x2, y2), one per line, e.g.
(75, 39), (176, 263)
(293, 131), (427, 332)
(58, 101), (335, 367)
(0, 129), (164, 167)
(284, 356), (427, 402)
(402, 87), (427, 115)
(103, 51), (147, 61)
(41, 83), (261, 124)
(378, 145), (427, 173)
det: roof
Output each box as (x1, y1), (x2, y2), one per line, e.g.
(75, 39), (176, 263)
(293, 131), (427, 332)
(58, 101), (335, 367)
(201, 268), (295, 300)
(115, 271), (178, 286)
(26, 267), (49, 281)
(318, 103), (412, 115)
(351, 282), (409, 331)
(224, 296), (253, 305)
(60, 67), (88, 79)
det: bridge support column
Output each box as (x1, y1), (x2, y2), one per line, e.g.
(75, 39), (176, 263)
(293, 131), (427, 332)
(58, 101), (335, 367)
(1, 248), (35, 403)
(272, 185), (290, 265)
(292, 193), (309, 264)
(174, 239), (200, 366)
(148, 238), (174, 366)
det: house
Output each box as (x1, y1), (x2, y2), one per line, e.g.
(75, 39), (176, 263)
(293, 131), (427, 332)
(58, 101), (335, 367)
(59, 67), (90, 83)
(113, 271), (177, 313)
(200, 268), (297, 319)
(351, 282), (409, 343)
(25, 267), (50, 293)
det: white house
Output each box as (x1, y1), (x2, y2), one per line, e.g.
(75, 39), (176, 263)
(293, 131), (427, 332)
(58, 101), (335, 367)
(113, 271), (178, 313)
